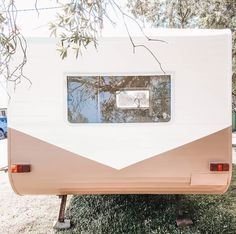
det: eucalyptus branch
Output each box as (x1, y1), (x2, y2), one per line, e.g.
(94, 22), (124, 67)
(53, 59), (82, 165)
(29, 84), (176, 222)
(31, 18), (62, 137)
(0, 0), (167, 90)
(51, 0), (167, 74)
(0, 0), (30, 88)
(122, 14), (165, 74)
(110, 0), (167, 44)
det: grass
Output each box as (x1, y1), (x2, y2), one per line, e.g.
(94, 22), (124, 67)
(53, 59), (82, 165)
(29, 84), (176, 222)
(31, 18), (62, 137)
(58, 166), (236, 234)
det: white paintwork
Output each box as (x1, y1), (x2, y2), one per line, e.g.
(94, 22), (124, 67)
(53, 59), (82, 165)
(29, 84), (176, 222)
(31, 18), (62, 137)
(0, 80), (8, 109)
(104, 28), (232, 37)
(8, 29), (232, 169)
(0, 140), (7, 168)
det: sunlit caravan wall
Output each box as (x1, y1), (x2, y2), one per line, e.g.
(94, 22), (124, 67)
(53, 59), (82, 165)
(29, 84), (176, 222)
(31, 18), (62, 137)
(8, 29), (232, 195)
(0, 81), (7, 116)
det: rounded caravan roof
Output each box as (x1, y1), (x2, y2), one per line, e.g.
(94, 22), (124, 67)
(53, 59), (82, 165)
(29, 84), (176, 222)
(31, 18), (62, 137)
(102, 28), (231, 37)
(25, 28), (231, 42)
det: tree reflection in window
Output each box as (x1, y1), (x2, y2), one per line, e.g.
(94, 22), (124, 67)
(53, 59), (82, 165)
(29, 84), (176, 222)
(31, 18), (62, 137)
(67, 75), (171, 123)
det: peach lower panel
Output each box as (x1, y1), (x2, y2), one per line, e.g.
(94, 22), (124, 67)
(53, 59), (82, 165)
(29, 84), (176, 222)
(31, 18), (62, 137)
(15, 184), (227, 195)
(11, 176), (228, 195)
(8, 127), (232, 195)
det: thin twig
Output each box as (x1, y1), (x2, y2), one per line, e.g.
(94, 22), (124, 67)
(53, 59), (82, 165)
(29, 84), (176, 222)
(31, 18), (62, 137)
(123, 14), (165, 74)
(34, 0), (40, 17)
(0, 0), (30, 89)
(110, 0), (167, 44)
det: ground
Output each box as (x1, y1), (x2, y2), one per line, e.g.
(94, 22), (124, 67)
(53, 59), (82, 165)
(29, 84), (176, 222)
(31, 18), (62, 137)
(0, 173), (59, 234)
(58, 167), (236, 234)
(0, 139), (236, 233)
(0, 140), (71, 234)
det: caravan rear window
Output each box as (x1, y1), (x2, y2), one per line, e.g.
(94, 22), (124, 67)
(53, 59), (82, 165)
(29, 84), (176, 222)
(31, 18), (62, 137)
(67, 75), (171, 123)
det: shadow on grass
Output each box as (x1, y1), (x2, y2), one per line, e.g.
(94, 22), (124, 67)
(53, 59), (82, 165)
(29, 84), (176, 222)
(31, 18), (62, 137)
(58, 165), (236, 234)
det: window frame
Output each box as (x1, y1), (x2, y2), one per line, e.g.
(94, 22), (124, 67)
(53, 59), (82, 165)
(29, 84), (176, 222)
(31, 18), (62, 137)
(64, 72), (174, 125)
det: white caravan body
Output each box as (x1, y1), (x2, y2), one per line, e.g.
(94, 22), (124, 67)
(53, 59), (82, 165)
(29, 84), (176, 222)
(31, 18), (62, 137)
(8, 29), (232, 195)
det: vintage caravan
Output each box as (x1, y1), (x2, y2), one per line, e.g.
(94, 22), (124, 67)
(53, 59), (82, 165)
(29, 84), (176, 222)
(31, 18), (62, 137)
(7, 29), (232, 199)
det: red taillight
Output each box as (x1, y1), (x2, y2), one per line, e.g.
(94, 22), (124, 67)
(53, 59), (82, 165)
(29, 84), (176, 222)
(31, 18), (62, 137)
(210, 163), (229, 172)
(11, 164), (31, 173)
